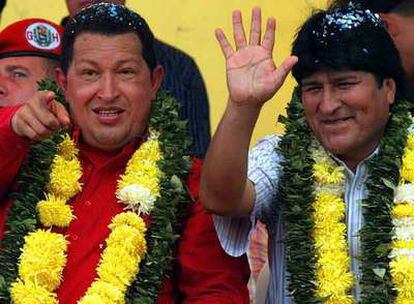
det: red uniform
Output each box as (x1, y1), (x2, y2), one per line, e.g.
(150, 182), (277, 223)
(0, 106), (250, 304)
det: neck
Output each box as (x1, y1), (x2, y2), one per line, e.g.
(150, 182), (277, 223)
(337, 143), (378, 172)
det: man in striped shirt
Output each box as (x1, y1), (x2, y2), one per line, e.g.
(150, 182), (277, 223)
(201, 3), (408, 303)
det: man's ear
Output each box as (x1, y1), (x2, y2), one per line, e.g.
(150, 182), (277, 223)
(384, 78), (397, 106)
(150, 65), (164, 100)
(380, 13), (400, 37)
(55, 67), (68, 94)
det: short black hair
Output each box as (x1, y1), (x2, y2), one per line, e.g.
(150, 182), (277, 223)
(60, 3), (156, 74)
(291, 3), (407, 99)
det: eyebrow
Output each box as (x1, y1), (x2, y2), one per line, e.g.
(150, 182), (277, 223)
(76, 58), (141, 67)
(5, 65), (30, 73)
(301, 74), (360, 87)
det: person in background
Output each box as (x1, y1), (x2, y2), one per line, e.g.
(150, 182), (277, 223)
(0, 18), (62, 108)
(61, 0), (211, 158)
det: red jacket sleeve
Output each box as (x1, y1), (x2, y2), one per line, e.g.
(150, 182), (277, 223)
(0, 105), (30, 198)
(157, 159), (250, 304)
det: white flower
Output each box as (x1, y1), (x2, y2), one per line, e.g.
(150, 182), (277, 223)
(393, 217), (414, 241)
(389, 248), (414, 260)
(394, 184), (414, 204)
(116, 184), (156, 215)
(407, 119), (414, 134)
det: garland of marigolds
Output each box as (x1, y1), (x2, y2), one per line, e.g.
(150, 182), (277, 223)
(0, 79), (192, 303)
(275, 88), (414, 303)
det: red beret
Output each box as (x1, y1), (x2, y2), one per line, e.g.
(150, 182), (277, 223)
(0, 18), (63, 61)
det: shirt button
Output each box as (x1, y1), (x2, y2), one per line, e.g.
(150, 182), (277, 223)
(72, 234), (78, 241)
(85, 200), (91, 206)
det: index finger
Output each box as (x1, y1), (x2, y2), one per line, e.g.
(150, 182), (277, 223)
(215, 28), (234, 59)
(49, 100), (71, 130)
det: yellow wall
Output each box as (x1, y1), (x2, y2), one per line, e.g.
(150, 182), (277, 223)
(1, 0), (327, 145)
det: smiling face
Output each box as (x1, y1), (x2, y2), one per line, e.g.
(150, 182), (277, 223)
(57, 32), (162, 151)
(301, 70), (396, 168)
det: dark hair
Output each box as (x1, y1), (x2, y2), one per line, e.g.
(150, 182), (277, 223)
(60, 3), (156, 74)
(0, 0), (6, 15)
(291, 3), (407, 99)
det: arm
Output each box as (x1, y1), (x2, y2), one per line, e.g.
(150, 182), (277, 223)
(200, 8), (297, 216)
(177, 159), (250, 303)
(0, 106), (30, 198)
(0, 91), (70, 198)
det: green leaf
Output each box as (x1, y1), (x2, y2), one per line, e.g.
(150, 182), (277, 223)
(381, 178), (396, 190)
(373, 268), (386, 279)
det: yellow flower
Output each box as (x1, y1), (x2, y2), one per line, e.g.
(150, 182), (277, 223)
(401, 148), (414, 183)
(393, 240), (414, 250)
(82, 281), (125, 304)
(393, 204), (414, 218)
(313, 161), (344, 185)
(77, 294), (105, 304)
(118, 162), (161, 191)
(18, 230), (67, 291)
(37, 194), (74, 227)
(10, 280), (58, 304)
(391, 256), (414, 299)
(106, 225), (147, 257)
(97, 248), (141, 289)
(48, 155), (82, 200)
(311, 149), (353, 302)
(109, 212), (146, 234)
(312, 192), (345, 223)
(58, 134), (78, 160)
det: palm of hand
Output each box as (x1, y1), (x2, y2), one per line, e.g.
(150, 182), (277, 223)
(227, 45), (277, 106)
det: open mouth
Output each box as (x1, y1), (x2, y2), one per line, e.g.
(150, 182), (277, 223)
(93, 109), (124, 116)
(92, 107), (125, 123)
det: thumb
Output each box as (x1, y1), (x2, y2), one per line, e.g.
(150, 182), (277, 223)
(272, 56), (298, 89)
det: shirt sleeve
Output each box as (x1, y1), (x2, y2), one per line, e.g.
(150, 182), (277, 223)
(0, 106), (31, 198)
(213, 135), (283, 257)
(156, 159), (250, 304)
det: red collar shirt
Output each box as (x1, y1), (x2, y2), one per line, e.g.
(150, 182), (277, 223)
(0, 106), (250, 304)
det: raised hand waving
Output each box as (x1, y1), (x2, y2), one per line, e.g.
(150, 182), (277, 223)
(216, 7), (298, 108)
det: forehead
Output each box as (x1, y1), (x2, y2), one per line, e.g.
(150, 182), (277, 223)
(301, 70), (373, 83)
(72, 32), (143, 60)
(0, 56), (47, 69)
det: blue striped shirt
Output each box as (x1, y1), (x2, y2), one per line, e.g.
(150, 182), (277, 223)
(214, 135), (371, 303)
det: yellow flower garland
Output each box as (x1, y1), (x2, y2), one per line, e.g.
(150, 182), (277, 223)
(311, 142), (354, 304)
(390, 131), (414, 303)
(311, 124), (414, 303)
(11, 131), (162, 304)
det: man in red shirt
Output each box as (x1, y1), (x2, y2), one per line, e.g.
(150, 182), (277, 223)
(0, 18), (63, 108)
(0, 3), (249, 303)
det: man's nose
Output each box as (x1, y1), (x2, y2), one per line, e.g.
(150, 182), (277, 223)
(97, 73), (120, 102)
(318, 88), (341, 115)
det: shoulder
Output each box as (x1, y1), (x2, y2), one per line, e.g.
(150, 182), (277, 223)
(249, 135), (282, 162)
(154, 39), (197, 66)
